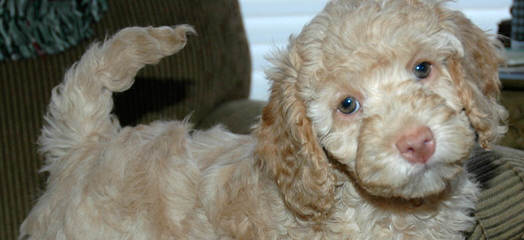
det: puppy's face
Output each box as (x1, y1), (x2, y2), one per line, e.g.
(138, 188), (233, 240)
(299, 0), (492, 198)
(256, 0), (506, 218)
(307, 34), (473, 198)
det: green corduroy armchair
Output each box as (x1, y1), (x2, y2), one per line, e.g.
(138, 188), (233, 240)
(0, 1), (522, 239)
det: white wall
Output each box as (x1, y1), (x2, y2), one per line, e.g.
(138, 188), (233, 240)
(240, 0), (513, 101)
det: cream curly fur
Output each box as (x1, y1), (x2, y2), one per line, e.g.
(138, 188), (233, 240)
(20, 0), (507, 239)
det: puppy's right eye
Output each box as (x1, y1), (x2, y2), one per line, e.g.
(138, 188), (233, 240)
(413, 61), (432, 79)
(338, 97), (360, 114)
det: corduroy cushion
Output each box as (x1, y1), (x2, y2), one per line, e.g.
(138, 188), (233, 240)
(0, 1), (250, 239)
(467, 146), (524, 240)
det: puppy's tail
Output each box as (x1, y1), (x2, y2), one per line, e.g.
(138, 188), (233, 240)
(39, 25), (195, 165)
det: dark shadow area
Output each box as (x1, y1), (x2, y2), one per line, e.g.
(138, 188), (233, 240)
(466, 147), (500, 190)
(113, 77), (192, 126)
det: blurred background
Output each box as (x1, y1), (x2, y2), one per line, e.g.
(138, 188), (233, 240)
(239, 0), (513, 100)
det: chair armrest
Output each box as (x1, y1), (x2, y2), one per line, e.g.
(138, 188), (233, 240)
(197, 100), (266, 134)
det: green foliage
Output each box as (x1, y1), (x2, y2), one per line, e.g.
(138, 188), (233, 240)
(0, 0), (107, 61)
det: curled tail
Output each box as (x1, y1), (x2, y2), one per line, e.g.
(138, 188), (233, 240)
(39, 25), (195, 167)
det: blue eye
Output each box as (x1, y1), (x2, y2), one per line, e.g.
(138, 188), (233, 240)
(413, 62), (432, 79)
(338, 97), (360, 114)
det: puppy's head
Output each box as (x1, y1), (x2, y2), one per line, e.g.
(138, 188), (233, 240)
(255, 0), (507, 219)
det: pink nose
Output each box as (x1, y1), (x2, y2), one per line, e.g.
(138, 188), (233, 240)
(395, 126), (436, 164)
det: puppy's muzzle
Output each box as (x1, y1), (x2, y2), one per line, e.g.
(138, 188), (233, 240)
(395, 125), (436, 164)
(353, 84), (474, 198)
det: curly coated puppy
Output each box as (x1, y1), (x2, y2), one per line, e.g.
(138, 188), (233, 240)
(21, 0), (507, 239)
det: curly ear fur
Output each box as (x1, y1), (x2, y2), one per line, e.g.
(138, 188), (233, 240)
(441, 9), (508, 148)
(254, 42), (335, 221)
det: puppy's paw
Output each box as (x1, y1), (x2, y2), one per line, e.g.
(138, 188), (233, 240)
(98, 25), (195, 92)
(145, 25), (196, 56)
(111, 25), (195, 62)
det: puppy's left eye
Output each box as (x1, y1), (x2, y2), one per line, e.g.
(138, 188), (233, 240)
(338, 97), (360, 114)
(413, 62), (432, 79)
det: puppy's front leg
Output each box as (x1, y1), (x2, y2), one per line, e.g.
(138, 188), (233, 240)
(39, 25), (195, 165)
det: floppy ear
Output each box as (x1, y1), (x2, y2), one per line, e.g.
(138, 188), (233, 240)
(254, 41), (335, 220)
(442, 9), (508, 148)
